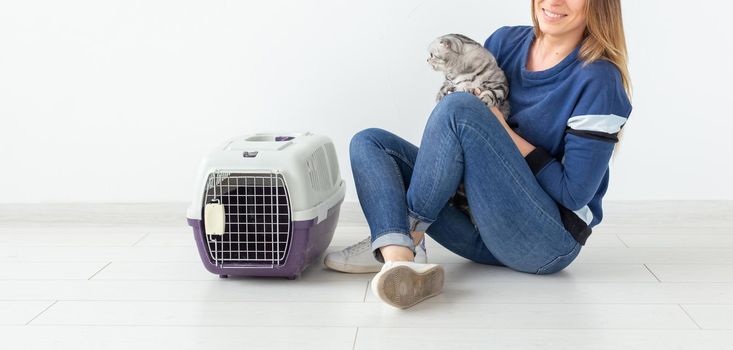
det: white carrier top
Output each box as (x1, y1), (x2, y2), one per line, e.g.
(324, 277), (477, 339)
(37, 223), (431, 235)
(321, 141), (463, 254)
(186, 132), (345, 224)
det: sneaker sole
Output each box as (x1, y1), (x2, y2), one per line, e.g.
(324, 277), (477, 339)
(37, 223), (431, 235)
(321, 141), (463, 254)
(324, 257), (382, 274)
(374, 265), (444, 309)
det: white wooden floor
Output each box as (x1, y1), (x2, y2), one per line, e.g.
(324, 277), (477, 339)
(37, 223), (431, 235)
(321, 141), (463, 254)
(1, 201), (733, 349)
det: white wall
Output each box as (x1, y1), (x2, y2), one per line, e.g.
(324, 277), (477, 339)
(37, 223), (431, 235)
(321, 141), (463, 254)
(0, 0), (730, 203)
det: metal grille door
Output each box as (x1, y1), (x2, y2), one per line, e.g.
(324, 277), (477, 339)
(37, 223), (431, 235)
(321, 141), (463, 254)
(203, 172), (291, 266)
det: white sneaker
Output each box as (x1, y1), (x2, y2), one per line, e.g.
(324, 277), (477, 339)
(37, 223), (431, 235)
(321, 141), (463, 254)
(370, 261), (445, 309)
(324, 235), (428, 273)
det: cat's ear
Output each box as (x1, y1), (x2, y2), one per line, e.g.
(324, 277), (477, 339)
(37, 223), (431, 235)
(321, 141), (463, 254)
(440, 39), (452, 50)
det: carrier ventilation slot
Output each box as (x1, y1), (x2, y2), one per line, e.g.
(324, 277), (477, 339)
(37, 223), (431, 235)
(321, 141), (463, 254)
(323, 142), (340, 186)
(305, 146), (331, 192)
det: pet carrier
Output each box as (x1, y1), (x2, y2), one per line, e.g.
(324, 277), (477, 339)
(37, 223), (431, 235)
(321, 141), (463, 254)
(186, 132), (345, 279)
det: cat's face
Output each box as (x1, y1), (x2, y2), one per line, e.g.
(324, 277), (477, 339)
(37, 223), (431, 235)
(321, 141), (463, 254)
(427, 35), (464, 72)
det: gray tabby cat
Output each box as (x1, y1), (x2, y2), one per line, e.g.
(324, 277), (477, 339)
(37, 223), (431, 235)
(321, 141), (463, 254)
(427, 33), (510, 119)
(428, 33), (512, 224)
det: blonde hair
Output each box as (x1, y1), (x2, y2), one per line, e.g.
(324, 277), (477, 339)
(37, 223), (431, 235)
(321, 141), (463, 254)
(531, 0), (631, 163)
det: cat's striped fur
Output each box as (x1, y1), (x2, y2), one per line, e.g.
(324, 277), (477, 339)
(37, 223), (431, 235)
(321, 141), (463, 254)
(428, 33), (511, 118)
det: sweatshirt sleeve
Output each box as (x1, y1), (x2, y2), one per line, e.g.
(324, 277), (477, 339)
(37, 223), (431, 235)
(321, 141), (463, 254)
(484, 26), (511, 63)
(524, 62), (632, 211)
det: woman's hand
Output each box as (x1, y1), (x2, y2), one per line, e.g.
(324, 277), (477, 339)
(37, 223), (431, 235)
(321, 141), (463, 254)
(473, 87), (536, 157)
(473, 88), (505, 120)
(473, 88), (507, 126)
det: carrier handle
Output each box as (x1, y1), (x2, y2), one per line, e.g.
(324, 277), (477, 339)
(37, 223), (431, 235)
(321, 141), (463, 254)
(244, 132), (312, 142)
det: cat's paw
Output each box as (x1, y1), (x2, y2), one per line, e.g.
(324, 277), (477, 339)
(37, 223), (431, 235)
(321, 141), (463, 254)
(478, 93), (498, 107)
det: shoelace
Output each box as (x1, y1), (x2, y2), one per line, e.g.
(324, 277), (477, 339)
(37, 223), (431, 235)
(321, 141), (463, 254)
(344, 236), (372, 256)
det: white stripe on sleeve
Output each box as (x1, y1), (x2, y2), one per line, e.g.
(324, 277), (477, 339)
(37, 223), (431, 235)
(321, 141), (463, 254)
(573, 205), (594, 226)
(567, 114), (627, 134)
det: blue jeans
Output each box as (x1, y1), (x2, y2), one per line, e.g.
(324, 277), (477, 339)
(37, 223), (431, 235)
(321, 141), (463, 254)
(349, 92), (581, 275)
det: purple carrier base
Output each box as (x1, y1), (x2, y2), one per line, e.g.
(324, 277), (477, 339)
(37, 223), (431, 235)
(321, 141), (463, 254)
(187, 200), (342, 280)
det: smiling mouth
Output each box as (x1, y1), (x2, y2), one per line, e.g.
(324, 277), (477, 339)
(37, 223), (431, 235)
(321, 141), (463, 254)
(542, 8), (568, 19)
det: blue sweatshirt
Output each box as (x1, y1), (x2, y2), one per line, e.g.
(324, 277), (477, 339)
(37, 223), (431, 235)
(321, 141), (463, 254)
(484, 25), (632, 245)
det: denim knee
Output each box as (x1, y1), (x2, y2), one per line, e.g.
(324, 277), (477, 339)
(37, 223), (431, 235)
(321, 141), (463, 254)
(350, 127), (382, 150)
(438, 91), (483, 108)
(430, 92), (491, 128)
(350, 128), (386, 162)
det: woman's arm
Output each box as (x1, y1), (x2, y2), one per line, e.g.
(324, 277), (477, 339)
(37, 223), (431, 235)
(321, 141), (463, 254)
(474, 89), (535, 155)
(513, 67), (631, 212)
(489, 106), (536, 157)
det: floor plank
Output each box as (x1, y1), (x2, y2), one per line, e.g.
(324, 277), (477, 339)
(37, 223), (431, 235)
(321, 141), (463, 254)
(0, 301), (55, 325)
(0, 326), (356, 350)
(646, 264), (733, 283)
(619, 234), (733, 248)
(0, 227), (147, 246)
(355, 328), (733, 350)
(682, 305), (733, 330)
(31, 301), (698, 329)
(0, 262), (109, 280)
(0, 280), (367, 302)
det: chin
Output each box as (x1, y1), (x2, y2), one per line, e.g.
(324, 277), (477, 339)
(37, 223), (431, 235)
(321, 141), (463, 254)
(537, 25), (562, 37)
(537, 21), (579, 38)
